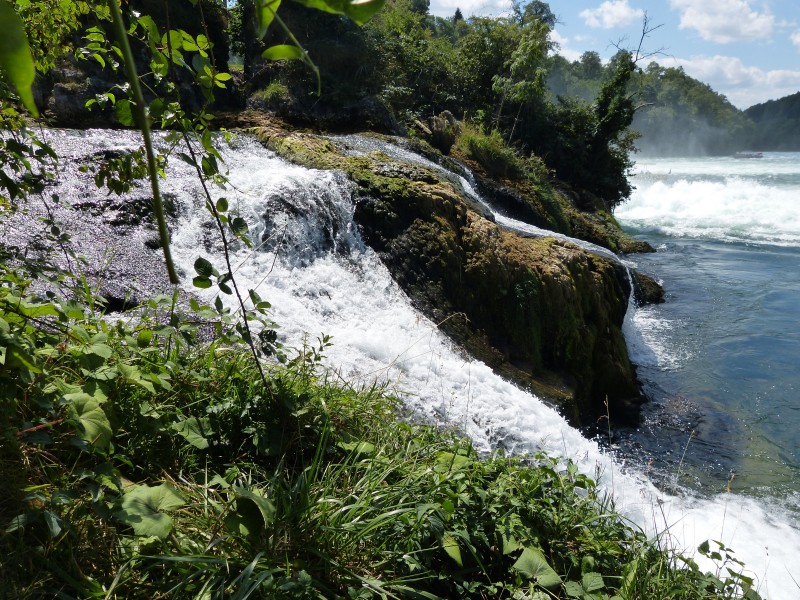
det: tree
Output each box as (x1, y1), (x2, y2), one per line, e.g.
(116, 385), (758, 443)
(512, 0), (557, 27)
(491, 16), (551, 137)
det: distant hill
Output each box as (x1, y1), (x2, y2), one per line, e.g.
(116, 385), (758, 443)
(630, 63), (753, 156)
(745, 92), (800, 150)
(547, 55), (754, 156)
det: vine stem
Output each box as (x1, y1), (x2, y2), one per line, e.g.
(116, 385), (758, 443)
(179, 131), (268, 388)
(107, 0), (179, 284)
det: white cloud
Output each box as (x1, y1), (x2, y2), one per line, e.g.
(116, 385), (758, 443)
(669, 0), (775, 44)
(550, 29), (583, 62)
(579, 0), (643, 29)
(792, 30), (800, 50)
(661, 54), (800, 108)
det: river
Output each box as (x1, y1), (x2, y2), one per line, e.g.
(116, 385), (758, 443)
(33, 131), (800, 598)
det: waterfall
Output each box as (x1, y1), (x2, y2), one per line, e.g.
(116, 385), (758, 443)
(31, 129), (800, 600)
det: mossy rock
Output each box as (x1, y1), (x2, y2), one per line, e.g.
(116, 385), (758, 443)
(254, 125), (643, 424)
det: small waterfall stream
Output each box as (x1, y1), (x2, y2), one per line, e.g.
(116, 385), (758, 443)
(27, 129), (800, 600)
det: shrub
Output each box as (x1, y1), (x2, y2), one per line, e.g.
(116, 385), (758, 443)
(456, 123), (526, 179)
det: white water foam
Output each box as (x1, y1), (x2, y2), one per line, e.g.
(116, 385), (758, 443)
(46, 130), (800, 599)
(617, 177), (800, 247)
(623, 302), (689, 371)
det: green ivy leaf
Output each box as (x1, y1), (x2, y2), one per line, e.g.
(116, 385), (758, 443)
(262, 44), (303, 61)
(67, 395), (112, 449)
(0, 2), (38, 116)
(512, 547), (562, 590)
(114, 484), (185, 539)
(172, 417), (212, 449)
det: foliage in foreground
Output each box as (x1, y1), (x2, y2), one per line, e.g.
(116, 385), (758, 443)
(0, 263), (762, 599)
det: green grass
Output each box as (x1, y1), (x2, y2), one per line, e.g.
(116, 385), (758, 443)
(251, 81), (291, 106)
(0, 262), (763, 599)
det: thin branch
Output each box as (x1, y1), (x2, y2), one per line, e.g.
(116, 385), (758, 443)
(107, 0), (179, 284)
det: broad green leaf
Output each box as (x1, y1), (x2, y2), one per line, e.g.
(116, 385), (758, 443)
(564, 581), (584, 598)
(65, 380), (108, 403)
(172, 417), (212, 449)
(290, 0), (385, 25)
(87, 343), (113, 359)
(115, 99), (135, 127)
(114, 484), (185, 539)
(512, 547), (562, 590)
(582, 572), (604, 593)
(17, 300), (60, 318)
(442, 532), (462, 566)
(0, 2), (38, 116)
(194, 256), (214, 277)
(224, 487), (275, 538)
(42, 511), (62, 538)
(118, 363), (156, 393)
(193, 276), (212, 289)
(215, 197), (228, 212)
(338, 441), (375, 455)
(191, 52), (210, 74)
(67, 396), (112, 449)
(254, 0), (281, 38)
(435, 451), (472, 472)
(262, 44), (303, 61)
(137, 15), (161, 46)
(5, 346), (41, 373)
(502, 532), (521, 555)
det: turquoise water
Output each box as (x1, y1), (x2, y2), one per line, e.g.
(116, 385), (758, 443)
(616, 153), (800, 497)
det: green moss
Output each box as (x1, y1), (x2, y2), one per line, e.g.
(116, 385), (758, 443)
(250, 81), (290, 105)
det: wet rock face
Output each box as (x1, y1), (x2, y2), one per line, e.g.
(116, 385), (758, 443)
(632, 271), (665, 306)
(354, 175), (642, 424)
(259, 126), (645, 424)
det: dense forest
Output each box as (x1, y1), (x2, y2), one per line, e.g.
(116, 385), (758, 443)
(745, 92), (800, 151)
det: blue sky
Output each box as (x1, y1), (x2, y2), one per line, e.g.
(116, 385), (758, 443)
(427, 0), (800, 109)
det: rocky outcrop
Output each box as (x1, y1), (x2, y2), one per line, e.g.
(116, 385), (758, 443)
(632, 271), (665, 306)
(258, 127), (644, 424)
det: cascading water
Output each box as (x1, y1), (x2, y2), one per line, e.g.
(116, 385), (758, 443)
(30, 130), (800, 599)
